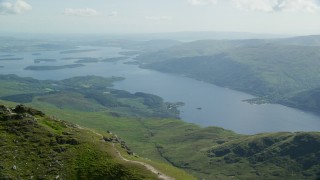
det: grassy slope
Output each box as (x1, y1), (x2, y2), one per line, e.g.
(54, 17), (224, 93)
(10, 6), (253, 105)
(0, 105), (158, 180)
(1, 75), (320, 179)
(24, 102), (320, 180)
(206, 132), (320, 179)
(0, 75), (195, 179)
(0, 101), (195, 180)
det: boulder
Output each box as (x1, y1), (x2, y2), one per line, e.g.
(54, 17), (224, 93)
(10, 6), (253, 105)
(13, 105), (45, 116)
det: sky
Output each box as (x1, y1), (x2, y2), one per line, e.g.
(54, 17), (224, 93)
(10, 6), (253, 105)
(0, 0), (320, 35)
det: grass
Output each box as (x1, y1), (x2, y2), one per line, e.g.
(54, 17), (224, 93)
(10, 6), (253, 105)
(0, 74), (179, 118)
(25, 101), (320, 179)
(117, 144), (197, 180)
(36, 92), (106, 112)
(0, 104), (159, 179)
(1, 75), (320, 179)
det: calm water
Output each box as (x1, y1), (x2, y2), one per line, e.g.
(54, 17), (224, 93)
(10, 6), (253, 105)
(1, 46), (320, 134)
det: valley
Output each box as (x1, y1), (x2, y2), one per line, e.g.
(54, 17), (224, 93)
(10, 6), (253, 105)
(2, 0), (320, 179)
(1, 41), (319, 134)
(1, 35), (320, 179)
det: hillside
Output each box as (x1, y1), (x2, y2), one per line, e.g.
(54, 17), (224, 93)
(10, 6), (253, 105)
(131, 119), (320, 179)
(1, 104), (320, 180)
(3, 104), (320, 180)
(273, 35), (320, 46)
(281, 87), (320, 113)
(1, 75), (319, 179)
(135, 35), (320, 64)
(142, 44), (320, 97)
(0, 104), (159, 179)
(206, 132), (320, 179)
(143, 121), (320, 179)
(135, 35), (320, 112)
(0, 75), (181, 119)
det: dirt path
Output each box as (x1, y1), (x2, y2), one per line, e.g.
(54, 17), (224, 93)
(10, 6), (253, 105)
(77, 125), (175, 180)
(111, 143), (174, 180)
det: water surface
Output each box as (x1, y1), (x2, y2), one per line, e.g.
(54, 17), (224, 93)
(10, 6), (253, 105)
(1, 46), (320, 134)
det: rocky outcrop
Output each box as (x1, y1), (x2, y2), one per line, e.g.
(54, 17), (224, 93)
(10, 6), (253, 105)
(0, 104), (45, 121)
(103, 135), (133, 155)
(13, 104), (45, 116)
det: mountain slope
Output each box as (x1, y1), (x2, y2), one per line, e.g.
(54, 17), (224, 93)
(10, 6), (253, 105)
(135, 35), (320, 112)
(0, 104), (192, 180)
(122, 119), (320, 179)
(281, 87), (320, 113)
(206, 132), (320, 179)
(16, 101), (320, 179)
(1, 75), (320, 179)
(143, 44), (320, 97)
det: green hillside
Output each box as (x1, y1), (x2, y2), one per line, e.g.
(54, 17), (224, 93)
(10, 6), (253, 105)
(0, 104), (158, 179)
(0, 75), (180, 119)
(0, 75), (195, 180)
(15, 103), (320, 180)
(206, 132), (320, 179)
(281, 87), (320, 113)
(135, 37), (320, 113)
(1, 74), (320, 179)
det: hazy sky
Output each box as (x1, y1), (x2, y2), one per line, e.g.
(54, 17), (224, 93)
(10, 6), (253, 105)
(0, 0), (320, 35)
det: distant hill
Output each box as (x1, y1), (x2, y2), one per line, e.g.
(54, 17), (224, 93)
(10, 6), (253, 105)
(135, 35), (320, 112)
(273, 35), (320, 46)
(136, 39), (266, 63)
(281, 87), (320, 113)
(115, 31), (289, 41)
